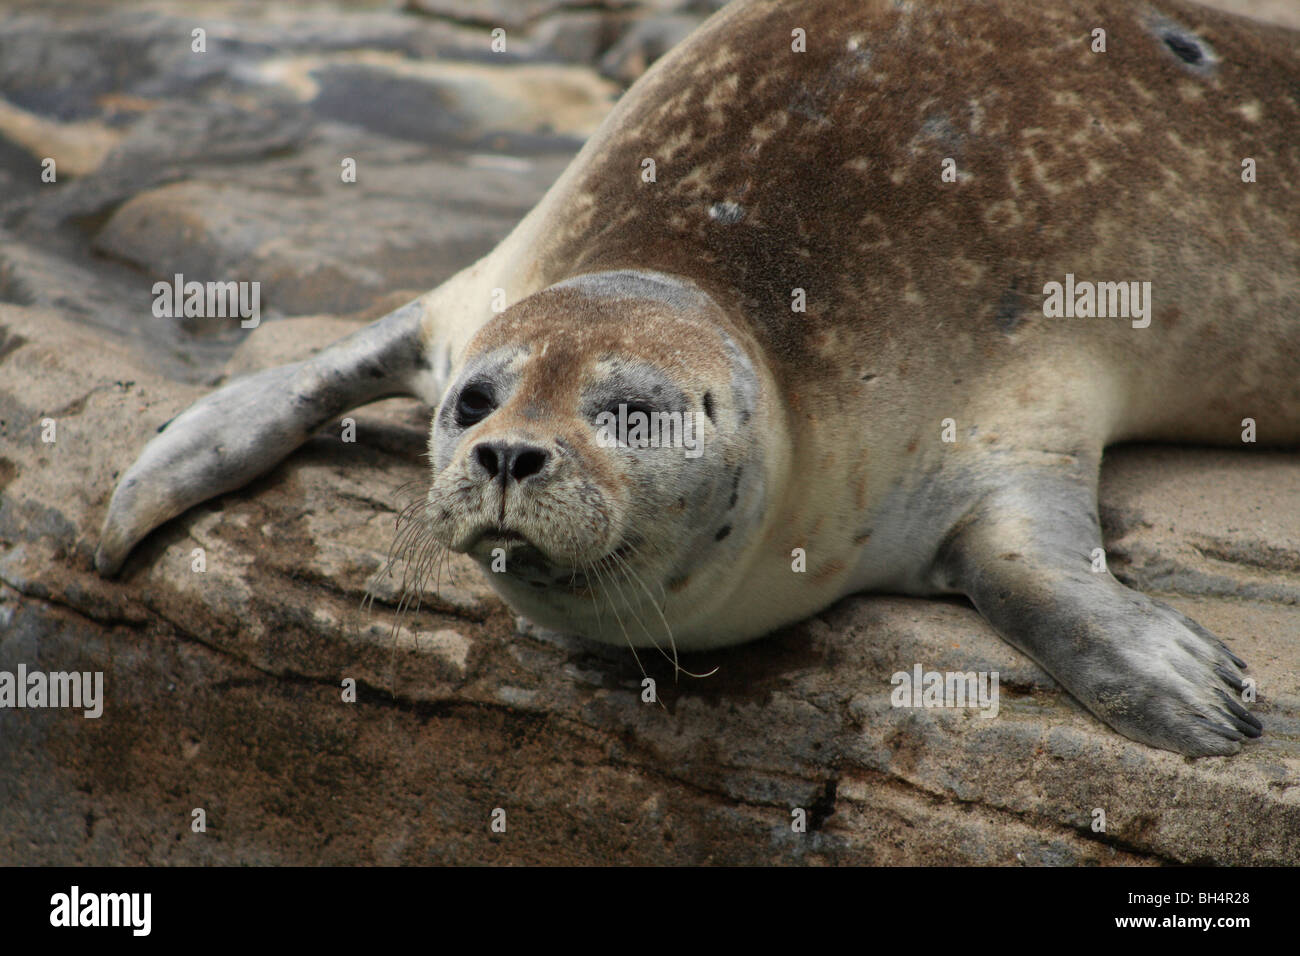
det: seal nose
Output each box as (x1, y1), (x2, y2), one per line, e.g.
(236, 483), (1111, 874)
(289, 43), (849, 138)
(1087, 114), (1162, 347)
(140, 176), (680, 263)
(473, 441), (550, 483)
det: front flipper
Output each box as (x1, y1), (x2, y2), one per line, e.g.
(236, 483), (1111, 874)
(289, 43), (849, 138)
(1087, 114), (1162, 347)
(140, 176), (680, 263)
(95, 299), (432, 576)
(930, 459), (1261, 756)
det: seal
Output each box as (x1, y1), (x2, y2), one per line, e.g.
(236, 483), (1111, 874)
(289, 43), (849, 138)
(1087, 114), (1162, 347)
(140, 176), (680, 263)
(95, 0), (1300, 756)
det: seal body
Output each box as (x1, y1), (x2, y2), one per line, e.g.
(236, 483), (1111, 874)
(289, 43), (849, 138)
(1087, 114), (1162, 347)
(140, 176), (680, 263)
(98, 0), (1299, 756)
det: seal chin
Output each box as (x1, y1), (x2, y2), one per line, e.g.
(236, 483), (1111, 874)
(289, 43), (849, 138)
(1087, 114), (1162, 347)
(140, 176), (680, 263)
(457, 523), (606, 566)
(458, 520), (638, 591)
(458, 524), (529, 554)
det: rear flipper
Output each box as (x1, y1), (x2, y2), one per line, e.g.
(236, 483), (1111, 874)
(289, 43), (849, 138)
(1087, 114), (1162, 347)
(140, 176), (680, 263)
(930, 458), (1262, 757)
(95, 299), (433, 576)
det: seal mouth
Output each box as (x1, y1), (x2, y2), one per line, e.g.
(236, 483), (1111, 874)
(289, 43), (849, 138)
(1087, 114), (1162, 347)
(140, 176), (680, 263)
(460, 524), (531, 554)
(480, 527), (529, 546)
(460, 523), (637, 593)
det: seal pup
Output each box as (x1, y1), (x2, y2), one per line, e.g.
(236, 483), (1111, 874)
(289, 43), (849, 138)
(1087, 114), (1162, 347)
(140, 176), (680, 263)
(96, 0), (1300, 756)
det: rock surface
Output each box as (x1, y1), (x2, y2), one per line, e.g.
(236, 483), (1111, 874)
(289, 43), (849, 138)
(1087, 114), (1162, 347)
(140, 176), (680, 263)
(1, 0), (1297, 865)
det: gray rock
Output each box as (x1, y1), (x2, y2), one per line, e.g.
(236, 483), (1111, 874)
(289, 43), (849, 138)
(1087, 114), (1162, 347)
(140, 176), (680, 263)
(597, 14), (702, 84)
(0, 1), (601, 375)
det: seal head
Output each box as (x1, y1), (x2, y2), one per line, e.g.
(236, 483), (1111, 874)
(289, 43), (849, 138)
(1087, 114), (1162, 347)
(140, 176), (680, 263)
(425, 270), (777, 647)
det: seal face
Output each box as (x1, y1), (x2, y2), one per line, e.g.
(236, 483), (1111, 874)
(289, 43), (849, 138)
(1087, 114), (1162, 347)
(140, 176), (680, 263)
(97, 0), (1300, 756)
(424, 271), (774, 648)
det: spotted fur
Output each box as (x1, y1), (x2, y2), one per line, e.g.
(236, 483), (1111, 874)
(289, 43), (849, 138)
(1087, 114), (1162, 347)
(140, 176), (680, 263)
(99, 0), (1299, 755)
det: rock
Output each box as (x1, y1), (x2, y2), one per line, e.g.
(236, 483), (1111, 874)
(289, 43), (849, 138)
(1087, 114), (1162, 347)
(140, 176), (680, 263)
(405, 0), (632, 31)
(1, 303), (1297, 865)
(0, 0), (1297, 867)
(0, 0), (604, 373)
(1197, 0), (1300, 28)
(0, 97), (121, 178)
(92, 177), (513, 317)
(531, 13), (631, 66)
(406, 0), (727, 84)
(597, 14), (701, 85)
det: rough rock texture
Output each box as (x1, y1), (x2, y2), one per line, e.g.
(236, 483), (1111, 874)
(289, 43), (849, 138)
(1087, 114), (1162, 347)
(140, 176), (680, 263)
(0, 0), (608, 381)
(2, 304), (1297, 865)
(1, 0), (1298, 865)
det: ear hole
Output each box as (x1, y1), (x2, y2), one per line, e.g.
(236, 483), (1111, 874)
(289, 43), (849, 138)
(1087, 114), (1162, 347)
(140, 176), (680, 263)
(702, 391), (715, 422)
(1163, 32), (1203, 65)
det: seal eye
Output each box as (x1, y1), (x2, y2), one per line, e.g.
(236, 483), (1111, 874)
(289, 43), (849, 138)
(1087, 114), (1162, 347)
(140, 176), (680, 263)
(598, 400), (656, 422)
(456, 384), (496, 427)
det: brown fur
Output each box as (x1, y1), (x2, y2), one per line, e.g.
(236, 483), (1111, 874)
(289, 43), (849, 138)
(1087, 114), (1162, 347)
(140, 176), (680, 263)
(529, 0), (1299, 446)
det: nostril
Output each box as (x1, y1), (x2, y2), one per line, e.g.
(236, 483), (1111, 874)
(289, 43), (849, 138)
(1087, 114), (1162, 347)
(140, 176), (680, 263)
(511, 449), (548, 481)
(474, 443), (547, 482)
(475, 444), (500, 477)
